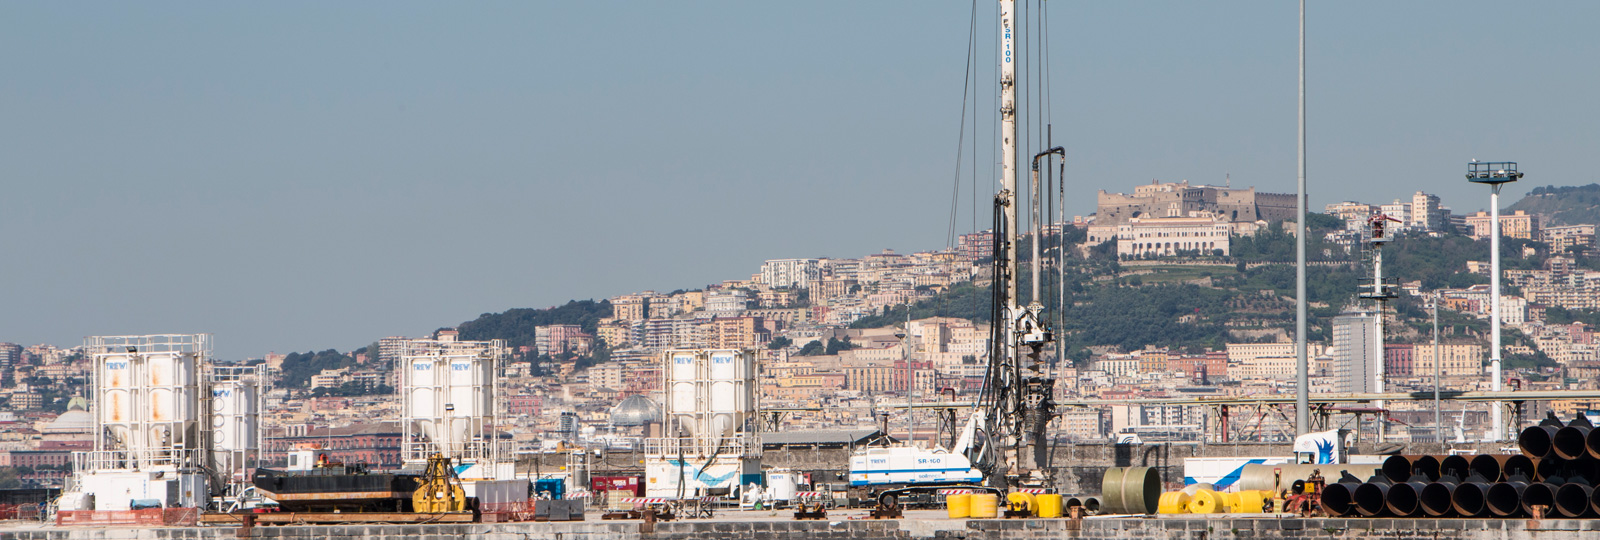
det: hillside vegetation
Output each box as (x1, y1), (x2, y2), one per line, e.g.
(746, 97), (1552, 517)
(1506, 184), (1600, 226)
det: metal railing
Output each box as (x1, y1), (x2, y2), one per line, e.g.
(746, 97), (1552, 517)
(644, 436), (759, 458)
(72, 449), (206, 472)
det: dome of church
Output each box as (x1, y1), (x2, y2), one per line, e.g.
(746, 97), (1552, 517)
(610, 395), (661, 427)
(44, 397), (93, 434)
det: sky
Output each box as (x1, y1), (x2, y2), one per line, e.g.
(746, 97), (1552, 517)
(3, 2), (1597, 359)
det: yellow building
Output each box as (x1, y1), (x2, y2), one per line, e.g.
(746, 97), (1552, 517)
(1412, 343), (1484, 378)
(1465, 210), (1541, 240)
(845, 364), (895, 393)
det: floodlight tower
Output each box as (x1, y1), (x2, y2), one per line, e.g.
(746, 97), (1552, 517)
(1359, 214), (1401, 441)
(1467, 161), (1523, 441)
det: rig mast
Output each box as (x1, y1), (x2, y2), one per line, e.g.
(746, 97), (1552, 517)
(982, 0), (1058, 489)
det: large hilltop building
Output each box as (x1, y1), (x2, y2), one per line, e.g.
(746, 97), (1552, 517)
(1094, 180), (1296, 226)
(1084, 180), (1294, 257)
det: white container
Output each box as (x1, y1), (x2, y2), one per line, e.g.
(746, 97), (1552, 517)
(767, 469), (797, 502)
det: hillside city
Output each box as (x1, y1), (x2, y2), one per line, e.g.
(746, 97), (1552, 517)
(7, 180), (1600, 489)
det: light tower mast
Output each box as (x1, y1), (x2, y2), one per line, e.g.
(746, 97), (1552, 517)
(1467, 161), (1523, 441)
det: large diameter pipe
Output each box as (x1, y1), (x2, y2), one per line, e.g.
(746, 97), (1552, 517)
(1586, 425), (1600, 460)
(1420, 482), (1457, 517)
(1555, 425), (1593, 460)
(1486, 480), (1529, 517)
(1571, 456), (1600, 485)
(1353, 482), (1391, 517)
(1319, 481), (1359, 517)
(1438, 455), (1469, 482)
(1557, 482), (1594, 518)
(1383, 481), (1428, 517)
(1468, 454), (1504, 482)
(1537, 454), (1600, 485)
(1523, 482), (1559, 517)
(1380, 455), (1413, 484)
(1409, 455), (1441, 482)
(1590, 484), (1600, 517)
(1535, 456), (1569, 483)
(1451, 482), (1492, 517)
(1520, 425), (1559, 459)
(1100, 466), (1158, 515)
(1499, 455), (1537, 481)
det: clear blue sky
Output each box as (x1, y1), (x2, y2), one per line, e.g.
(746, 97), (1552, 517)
(3, 2), (1596, 358)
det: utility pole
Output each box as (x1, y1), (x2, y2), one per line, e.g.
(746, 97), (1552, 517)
(1294, 0), (1310, 436)
(1440, 290), (1452, 444)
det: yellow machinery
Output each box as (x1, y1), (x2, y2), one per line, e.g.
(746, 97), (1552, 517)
(413, 454), (467, 513)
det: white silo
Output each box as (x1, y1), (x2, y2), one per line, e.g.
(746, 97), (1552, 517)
(209, 364), (264, 493)
(667, 351), (699, 439)
(398, 337), (507, 471)
(645, 348), (760, 498)
(69, 334), (214, 511)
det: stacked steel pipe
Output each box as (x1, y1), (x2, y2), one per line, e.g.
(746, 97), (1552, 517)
(1319, 413), (1600, 518)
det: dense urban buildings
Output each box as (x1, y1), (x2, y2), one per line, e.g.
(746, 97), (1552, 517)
(8, 180), (1600, 489)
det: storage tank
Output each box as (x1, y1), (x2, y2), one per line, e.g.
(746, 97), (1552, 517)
(707, 350), (750, 437)
(407, 358), (439, 443)
(82, 334), (213, 476)
(398, 337), (505, 464)
(669, 351), (699, 438)
(96, 353), (137, 452)
(446, 356), (493, 452)
(211, 380), (257, 453)
(94, 350), (202, 458)
(145, 352), (199, 447)
(655, 349), (757, 452)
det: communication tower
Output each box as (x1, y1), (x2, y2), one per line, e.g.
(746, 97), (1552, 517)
(1359, 214), (1401, 440)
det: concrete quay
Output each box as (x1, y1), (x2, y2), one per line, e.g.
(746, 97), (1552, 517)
(11, 510), (1600, 540)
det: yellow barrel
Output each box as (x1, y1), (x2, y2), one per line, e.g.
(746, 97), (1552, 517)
(969, 493), (1000, 518)
(946, 493), (972, 518)
(1035, 494), (1063, 518)
(1006, 492), (1037, 514)
(1187, 489), (1224, 514)
(1157, 491), (1191, 514)
(1233, 490), (1268, 514)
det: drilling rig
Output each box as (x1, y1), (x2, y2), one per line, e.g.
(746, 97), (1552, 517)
(845, 0), (1063, 512)
(977, 0), (1061, 493)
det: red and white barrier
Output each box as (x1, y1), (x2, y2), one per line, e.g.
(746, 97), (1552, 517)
(937, 489), (974, 495)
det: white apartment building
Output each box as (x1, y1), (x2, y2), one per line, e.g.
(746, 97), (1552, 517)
(1332, 312), (1378, 393)
(1116, 215), (1232, 258)
(1225, 342), (1327, 364)
(1380, 200), (1412, 230)
(1411, 192), (1448, 232)
(705, 290), (748, 313)
(760, 258), (821, 290)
